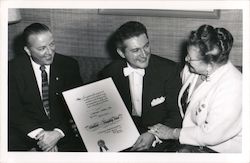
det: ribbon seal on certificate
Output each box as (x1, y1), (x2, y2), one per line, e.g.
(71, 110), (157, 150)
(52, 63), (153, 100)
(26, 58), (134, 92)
(98, 139), (109, 152)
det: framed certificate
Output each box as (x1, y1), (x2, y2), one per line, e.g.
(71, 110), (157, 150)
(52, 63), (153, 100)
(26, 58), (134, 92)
(63, 78), (140, 152)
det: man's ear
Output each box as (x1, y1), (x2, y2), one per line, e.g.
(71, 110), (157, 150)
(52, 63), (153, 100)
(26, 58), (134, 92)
(116, 48), (125, 58)
(24, 46), (31, 56)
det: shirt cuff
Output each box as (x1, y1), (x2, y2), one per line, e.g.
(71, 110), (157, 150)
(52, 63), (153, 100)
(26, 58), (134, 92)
(152, 135), (163, 147)
(54, 128), (65, 138)
(27, 128), (44, 139)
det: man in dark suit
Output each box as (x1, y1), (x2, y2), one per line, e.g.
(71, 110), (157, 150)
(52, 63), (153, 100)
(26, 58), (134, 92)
(8, 23), (85, 152)
(100, 21), (182, 151)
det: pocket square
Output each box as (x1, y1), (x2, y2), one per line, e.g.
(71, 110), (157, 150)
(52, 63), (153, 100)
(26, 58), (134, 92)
(151, 96), (166, 107)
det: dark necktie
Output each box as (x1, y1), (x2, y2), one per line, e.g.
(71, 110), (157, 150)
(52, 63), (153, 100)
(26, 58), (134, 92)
(181, 84), (190, 115)
(40, 65), (50, 118)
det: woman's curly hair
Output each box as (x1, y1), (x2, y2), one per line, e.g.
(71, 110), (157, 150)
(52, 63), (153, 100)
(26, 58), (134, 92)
(188, 24), (234, 64)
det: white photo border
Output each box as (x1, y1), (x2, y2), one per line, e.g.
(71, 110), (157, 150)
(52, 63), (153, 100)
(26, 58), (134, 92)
(1, 1), (249, 163)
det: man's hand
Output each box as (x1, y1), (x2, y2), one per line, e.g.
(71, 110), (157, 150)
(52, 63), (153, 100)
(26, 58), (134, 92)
(36, 130), (62, 152)
(130, 132), (155, 151)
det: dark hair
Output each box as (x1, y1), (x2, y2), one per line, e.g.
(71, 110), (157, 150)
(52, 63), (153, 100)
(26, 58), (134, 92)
(23, 23), (51, 46)
(188, 24), (234, 65)
(114, 21), (148, 51)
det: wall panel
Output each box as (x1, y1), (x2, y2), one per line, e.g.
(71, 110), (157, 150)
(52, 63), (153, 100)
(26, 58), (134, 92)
(8, 9), (242, 66)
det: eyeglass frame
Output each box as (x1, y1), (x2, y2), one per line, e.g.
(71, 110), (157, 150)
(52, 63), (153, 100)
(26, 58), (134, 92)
(185, 55), (202, 63)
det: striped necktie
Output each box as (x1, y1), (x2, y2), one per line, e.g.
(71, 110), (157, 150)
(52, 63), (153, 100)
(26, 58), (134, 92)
(40, 65), (50, 118)
(181, 84), (190, 115)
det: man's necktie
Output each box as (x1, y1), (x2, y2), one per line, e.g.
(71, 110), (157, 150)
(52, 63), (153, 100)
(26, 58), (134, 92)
(123, 66), (145, 77)
(40, 65), (50, 118)
(181, 84), (190, 115)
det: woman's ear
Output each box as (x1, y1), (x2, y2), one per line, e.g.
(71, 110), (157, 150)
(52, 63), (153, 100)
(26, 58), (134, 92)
(116, 48), (125, 58)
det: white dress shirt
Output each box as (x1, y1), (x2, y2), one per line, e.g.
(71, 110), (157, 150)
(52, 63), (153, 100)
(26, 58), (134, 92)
(124, 63), (162, 147)
(31, 59), (50, 98)
(27, 58), (64, 139)
(123, 63), (145, 117)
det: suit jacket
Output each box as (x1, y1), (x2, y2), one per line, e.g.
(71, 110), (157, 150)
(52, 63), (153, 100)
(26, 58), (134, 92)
(100, 54), (182, 133)
(8, 53), (83, 151)
(178, 62), (242, 153)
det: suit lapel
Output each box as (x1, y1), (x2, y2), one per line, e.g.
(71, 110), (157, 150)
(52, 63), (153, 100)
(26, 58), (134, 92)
(143, 72), (153, 115)
(142, 57), (154, 113)
(49, 54), (61, 95)
(120, 59), (153, 115)
(21, 55), (47, 116)
(49, 54), (64, 118)
(118, 62), (132, 114)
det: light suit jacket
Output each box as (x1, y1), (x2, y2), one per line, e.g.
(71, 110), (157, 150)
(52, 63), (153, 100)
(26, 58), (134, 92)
(178, 61), (242, 153)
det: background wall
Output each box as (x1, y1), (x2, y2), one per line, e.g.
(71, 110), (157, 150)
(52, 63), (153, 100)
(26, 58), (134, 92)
(8, 9), (242, 66)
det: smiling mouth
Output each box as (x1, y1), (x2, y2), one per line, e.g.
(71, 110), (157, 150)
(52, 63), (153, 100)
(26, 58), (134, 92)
(45, 55), (53, 59)
(138, 57), (148, 63)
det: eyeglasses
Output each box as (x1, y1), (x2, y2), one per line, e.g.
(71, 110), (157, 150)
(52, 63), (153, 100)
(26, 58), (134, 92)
(185, 55), (201, 63)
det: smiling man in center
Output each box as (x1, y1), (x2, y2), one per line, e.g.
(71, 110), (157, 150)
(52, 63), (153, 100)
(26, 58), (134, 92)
(100, 21), (182, 151)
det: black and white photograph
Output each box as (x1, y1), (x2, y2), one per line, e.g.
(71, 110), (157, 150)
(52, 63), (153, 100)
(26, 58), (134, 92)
(1, 0), (250, 163)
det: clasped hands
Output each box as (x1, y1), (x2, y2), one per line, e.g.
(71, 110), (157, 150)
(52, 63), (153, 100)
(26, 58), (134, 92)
(36, 130), (62, 152)
(130, 124), (180, 151)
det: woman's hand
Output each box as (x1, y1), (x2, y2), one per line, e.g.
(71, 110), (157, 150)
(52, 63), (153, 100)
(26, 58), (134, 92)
(148, 123), (180, 140)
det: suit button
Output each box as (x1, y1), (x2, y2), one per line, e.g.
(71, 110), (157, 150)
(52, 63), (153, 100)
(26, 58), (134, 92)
(56, 92), (59, 95)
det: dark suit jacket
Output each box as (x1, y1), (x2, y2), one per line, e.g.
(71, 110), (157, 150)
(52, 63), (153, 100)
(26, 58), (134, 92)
(100, 55), (182, 133)
(8, 53), (84, 151)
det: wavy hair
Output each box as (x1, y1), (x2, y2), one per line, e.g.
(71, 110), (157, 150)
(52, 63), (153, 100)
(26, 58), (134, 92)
(114, 21), (148, 52)
(188, 24), (234, 64)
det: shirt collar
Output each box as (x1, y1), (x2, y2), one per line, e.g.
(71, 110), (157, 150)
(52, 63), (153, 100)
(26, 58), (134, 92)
(30, 57), (50, 71)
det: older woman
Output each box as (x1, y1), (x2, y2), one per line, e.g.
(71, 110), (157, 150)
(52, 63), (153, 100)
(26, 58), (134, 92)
(148, 25), (242, 153)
